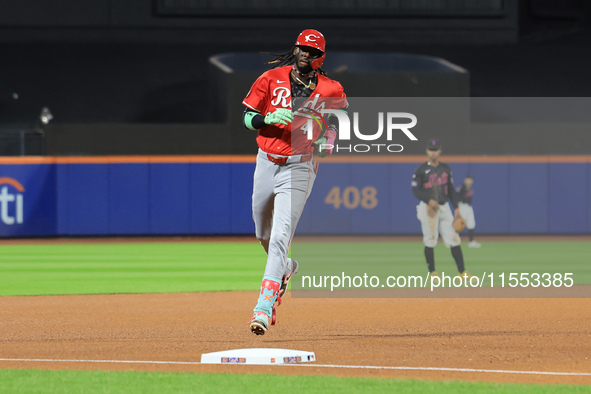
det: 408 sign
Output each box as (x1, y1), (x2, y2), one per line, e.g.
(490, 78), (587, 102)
(324, 186), (378, 210)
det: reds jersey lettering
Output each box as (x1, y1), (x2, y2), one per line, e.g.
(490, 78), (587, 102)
(300, 94), (325, 112)
(270, 87), (291, 108)
(242, 66), (348, 156)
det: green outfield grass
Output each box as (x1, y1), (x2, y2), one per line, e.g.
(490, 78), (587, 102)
(0, 240), (589, 296)
(0, 242), (266, 296)
(293, 240), (591, 292)
(1, 239), (589, 393)
(0, 369), (588, 394)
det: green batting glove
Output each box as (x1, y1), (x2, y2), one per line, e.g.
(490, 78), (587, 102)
(264, 108), (293, 126)
(313, 137), (329, 158)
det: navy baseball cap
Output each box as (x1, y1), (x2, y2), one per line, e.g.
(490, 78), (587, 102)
(426, 139), (442, 150)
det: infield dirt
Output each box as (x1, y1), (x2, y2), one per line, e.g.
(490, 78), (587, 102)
(1, 292), (590, 385)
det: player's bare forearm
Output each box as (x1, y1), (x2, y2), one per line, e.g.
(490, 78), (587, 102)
(428, 199), (440, 212)
(426, 199), (439, 217)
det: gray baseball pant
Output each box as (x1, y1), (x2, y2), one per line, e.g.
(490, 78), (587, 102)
(252, 149), (317, 281)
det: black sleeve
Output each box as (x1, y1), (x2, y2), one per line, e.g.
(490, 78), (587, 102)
(327, 108), (347, 130)
(447, 170), (459, 209)
(457, 185), (467, 203)
(242, 108), (266, 130)
(412, 169), (432, 203)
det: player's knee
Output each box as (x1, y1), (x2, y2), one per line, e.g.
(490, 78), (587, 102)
(424, 239), (438, 248)
(450, 233), (461, 247)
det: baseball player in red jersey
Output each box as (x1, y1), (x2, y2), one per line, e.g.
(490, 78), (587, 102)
(242, 29), (348, 335)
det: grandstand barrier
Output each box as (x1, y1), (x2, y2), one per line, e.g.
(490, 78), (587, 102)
(0, 156), (589, 237)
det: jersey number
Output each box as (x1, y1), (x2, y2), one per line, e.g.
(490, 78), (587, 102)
(324, 186), (378, 210)
(300, 119), (313, 139)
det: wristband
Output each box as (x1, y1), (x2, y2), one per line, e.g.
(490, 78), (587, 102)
(244, 111), (264, 130)
(324, 126), (337, 143)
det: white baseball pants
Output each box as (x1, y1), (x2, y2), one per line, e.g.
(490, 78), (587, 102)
(458, 202), (476, 230)
(416, 201), (461, 248)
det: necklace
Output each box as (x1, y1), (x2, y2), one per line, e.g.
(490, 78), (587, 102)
(294, 75), (316, 90)
(291, 69), (316, 90)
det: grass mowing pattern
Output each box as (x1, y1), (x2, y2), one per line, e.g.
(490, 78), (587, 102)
(1, 240), (589, 391)
(0, 242), (266, 296)
(1, 241), (590, 296)
(293, 240), (591, 291)
(0, 369), (588, 394)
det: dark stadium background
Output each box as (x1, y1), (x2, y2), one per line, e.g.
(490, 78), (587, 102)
(1, 0), (591, 155)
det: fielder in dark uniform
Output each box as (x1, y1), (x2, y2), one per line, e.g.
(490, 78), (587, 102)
(412, 139), (469, 277)
(457, 175), (481, 248)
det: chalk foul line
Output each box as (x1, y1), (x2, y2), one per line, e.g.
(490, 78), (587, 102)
(0, 358), (589, 376)
(287, 363), (591, 376)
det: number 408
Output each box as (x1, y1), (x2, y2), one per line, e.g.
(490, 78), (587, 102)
(324, 186), (378, 210)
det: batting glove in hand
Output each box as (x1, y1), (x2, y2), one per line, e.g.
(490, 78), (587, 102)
(313, 127), (337, 158)
(264, 108), (293, 126)
(313, 137), (330, 157)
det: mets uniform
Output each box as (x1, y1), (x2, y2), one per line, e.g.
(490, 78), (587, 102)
(412, 161), (461, 248)
(457, 175), (481, 247)
(457, 183), (475, 230)
(412, 139), (467, 275)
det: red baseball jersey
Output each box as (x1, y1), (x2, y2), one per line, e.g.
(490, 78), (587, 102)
(242, 66), (348, 156)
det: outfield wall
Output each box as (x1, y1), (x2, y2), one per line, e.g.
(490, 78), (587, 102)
(0, 156), (589, 237)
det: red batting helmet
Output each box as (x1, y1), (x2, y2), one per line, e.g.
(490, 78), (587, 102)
(294, 29), (326, 70)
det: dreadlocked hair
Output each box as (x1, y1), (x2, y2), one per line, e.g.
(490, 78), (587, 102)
(262, 47), (327, 76)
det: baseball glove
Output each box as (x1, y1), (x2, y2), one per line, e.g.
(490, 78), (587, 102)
(453, 217), (466, 233)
